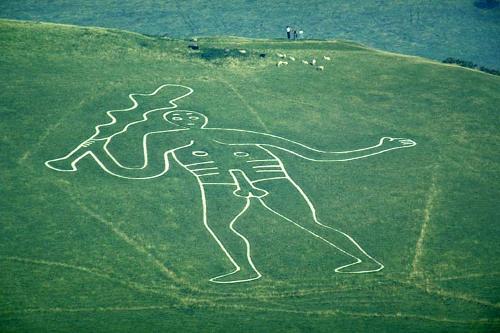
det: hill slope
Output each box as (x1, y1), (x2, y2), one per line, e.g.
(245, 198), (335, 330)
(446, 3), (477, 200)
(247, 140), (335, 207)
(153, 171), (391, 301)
(0, 1), (499, 69)
(0, 20), (499, 332)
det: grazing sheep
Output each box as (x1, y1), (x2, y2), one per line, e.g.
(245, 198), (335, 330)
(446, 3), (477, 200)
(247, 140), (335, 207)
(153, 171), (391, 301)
(238, 49), (247, 54)
(277, 53), (286, 58)
(302, 60), (309, 64)
(316, 66), (324, 71)
(289, 56), (296, 61)
(188, 42), (199, 50)
(277, 61), (289, 67)
(310, 59), (317, 66)
(323, 56), (331, 60)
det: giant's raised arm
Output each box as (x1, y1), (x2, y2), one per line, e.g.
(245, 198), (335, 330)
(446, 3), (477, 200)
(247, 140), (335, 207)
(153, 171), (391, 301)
(45, 131), (193, 179)
(212, 129), (416, 161)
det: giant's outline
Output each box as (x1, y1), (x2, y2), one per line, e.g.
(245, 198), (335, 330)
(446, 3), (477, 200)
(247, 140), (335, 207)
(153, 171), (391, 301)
(46, 84), (417, 284)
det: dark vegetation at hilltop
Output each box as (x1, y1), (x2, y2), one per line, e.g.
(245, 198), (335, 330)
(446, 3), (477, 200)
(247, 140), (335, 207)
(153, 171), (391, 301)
(198, 48), (249, 62)
(190, 46), (268, 64)
(474, 0), (500, 9)
(443, 57), (500, 76)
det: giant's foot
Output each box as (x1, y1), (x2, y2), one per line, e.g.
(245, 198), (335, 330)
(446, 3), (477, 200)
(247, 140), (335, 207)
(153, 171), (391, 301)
(210, 268), (261, 284)
(335, 259), (384, 274)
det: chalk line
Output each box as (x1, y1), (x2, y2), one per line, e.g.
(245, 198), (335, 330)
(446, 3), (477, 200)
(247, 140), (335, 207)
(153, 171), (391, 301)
(45, 83), (418, 284)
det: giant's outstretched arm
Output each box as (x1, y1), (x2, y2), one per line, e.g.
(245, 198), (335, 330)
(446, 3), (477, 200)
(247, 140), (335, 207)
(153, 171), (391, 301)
(213, 129), (416, 161)
(45, 133), (193, 179)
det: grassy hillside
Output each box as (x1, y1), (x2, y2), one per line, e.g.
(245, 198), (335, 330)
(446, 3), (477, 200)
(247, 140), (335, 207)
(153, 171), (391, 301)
(0, 1), (499, 69)
(1, 19), (499, 332)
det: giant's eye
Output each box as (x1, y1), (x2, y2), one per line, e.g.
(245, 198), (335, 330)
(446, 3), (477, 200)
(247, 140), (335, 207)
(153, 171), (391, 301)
(189, 116), (199, 120)
(172, 116), (183, 121)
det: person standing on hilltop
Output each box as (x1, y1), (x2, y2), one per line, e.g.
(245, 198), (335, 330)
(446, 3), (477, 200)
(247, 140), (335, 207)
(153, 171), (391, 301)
(286, 26), (291, 40)
(293, 29), (298, 40)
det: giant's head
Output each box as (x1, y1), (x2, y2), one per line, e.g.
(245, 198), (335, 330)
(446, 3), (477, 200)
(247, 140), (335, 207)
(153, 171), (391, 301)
(163, 110), (208, 129)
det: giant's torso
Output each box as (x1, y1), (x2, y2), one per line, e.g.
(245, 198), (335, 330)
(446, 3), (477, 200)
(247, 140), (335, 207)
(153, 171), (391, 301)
(172, 138), (287, 184)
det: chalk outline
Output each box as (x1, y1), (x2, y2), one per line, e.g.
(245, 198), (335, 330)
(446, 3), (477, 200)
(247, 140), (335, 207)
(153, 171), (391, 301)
(45, 84), (194, 172)
(45, 83), (417, 284)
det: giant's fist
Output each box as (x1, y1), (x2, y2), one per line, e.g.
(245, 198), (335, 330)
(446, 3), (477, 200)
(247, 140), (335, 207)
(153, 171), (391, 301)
(379, 137), (416, 148)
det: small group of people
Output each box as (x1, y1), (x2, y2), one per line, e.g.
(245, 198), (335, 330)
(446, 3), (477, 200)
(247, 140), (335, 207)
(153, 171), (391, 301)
(286, 26), (303, 40)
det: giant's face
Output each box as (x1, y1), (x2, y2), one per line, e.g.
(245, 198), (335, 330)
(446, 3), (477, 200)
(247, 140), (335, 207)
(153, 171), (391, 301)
(163, 111), (208, 128)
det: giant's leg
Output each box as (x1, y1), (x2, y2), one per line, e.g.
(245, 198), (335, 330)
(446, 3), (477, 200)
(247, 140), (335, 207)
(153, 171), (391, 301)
(257, 179), (383, 273)
(201, 184), (262, 283)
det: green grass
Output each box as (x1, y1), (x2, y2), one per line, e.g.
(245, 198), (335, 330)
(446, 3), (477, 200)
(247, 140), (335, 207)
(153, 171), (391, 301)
(0, 1), (499, 69)
(1, 19), (499, 332)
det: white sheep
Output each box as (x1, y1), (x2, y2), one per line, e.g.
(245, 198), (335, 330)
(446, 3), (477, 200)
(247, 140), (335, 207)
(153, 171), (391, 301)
(316, 65), (324, 71)
(301, 60), (309, 64)
(323, 56), (331, 61)
(289, 56), (296, 61)
(310, 59), (317, 66)
(277, 61), (289, 67)
(238, 49), (247, 54)
(277, 53), (287, 58)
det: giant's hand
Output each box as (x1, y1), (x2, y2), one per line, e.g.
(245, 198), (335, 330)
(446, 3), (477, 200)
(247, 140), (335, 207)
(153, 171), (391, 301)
(379, 137), (416, 149)
(45, 138), (107, 172)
